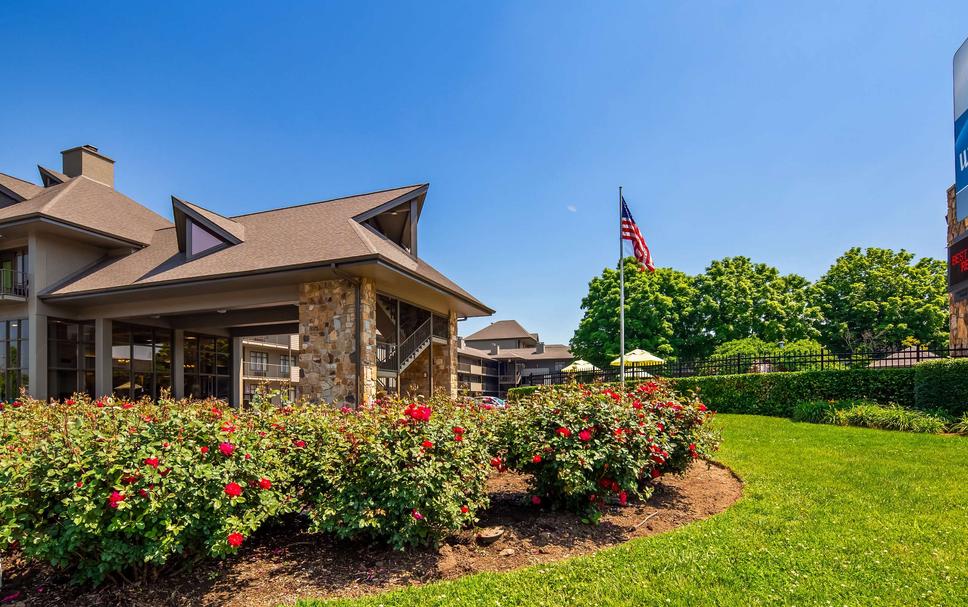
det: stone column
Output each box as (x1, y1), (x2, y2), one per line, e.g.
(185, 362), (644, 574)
(949, 186), (968, 349)
(430, 310), (458, 398)
(298, 277), (377, 406)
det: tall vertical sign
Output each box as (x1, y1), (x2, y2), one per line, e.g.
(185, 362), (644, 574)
(955, 37), (968, 222)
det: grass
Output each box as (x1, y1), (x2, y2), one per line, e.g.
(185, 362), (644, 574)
(296, 415), (968, 606)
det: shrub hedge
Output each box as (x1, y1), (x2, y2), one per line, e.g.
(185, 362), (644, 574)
(913, 358), (968, 417)
(510, 362), (968, 418)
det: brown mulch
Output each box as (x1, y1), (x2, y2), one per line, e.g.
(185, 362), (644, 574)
(0, 462), (742, 607)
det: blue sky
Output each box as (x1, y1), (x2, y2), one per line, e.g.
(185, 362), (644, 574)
(2, 2), (967, 345)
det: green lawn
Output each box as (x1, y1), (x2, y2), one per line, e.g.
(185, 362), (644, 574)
(298, 415), (968, 606)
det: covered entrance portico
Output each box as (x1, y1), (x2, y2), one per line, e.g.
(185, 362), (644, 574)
(37, 264), (460, 407)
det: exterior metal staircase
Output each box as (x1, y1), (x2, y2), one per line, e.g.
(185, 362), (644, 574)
(377, 318), (432, 373)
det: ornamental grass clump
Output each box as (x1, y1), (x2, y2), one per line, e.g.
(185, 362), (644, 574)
(499, 379), (718, 520)
(0, 394), (301, 584)
(302, 395), (499, 549)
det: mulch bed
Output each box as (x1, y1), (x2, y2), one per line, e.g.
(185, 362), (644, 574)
(0, 462), (742, 607)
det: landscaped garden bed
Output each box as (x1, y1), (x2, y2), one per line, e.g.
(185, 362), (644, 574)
(0, 380), (718, 605)
(0, 462), (740, 606)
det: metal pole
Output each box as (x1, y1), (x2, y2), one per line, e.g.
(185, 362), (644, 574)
(619, 186), (625, 391)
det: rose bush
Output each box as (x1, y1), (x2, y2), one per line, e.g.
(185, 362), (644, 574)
(0, 394), (299, 583)
(301, 395), (498, 549)
(498, 379), (718, 520)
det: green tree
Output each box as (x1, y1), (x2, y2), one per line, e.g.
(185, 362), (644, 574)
(570, 259), (701, 368)
(813, 247), (949, 351)
(694, 256), (821, 351)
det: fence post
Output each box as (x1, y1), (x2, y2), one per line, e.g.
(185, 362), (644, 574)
(820, 349), (824, 371)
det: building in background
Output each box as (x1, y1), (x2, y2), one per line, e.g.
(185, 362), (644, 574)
(241, 334), (299, 404)
(459, 320), (573, 396)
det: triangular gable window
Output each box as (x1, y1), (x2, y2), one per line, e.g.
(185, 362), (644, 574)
(188, 219), (226, 258)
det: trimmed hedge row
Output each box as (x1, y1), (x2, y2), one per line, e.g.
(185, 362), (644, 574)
(508, 359), (968, 418)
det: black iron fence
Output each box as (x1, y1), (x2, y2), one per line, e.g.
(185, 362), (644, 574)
(520, 346), (968, 387)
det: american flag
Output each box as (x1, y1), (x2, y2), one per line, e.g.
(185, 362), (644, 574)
(620, 196), (654, 272)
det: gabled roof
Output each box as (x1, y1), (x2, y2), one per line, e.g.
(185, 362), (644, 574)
(0, 176), (172, 245)
(172, 196), (246, 254)
(44, 184), (490, 313)
(0, 173), (43, 201)
(465, 320), (535, 342)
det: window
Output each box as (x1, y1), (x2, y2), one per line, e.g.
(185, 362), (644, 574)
(47, 319), (94, 400)
(112, 323), (172, 401)
(249, 351), (268, 376)
(183, 334), (231, 400)
(0, 319), (28, 400)
(188, 219), (225, 257)
(279, 354), (291, 374)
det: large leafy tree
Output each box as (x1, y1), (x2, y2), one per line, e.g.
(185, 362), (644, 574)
(813, 247), (948, 351)
(694, 256), (821, 350)
(570, 259), (702, 368)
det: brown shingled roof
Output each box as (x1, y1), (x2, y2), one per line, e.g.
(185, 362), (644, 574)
(44, 184), (489, 313)
(465, 320), (534, 341)
(0, 173), (43, 201)
(0, 176), (172, 245)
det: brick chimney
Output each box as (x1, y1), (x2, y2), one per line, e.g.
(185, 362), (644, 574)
(62, 145), (114, 188)
(535, 342), (545, 354)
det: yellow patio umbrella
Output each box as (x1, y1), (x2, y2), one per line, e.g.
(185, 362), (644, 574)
(561, 359), (599, 373)
(610, 349), (664, 367)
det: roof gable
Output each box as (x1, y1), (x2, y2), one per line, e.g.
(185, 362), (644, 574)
(465, 320), (535, 341)
(172, 196), (245, 258)
(0, 173), (43, 202)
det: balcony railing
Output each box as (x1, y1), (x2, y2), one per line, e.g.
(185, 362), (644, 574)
(0, 270), (28, 300)
(242, 335), (295, 348)
(242, 361), (298, 381)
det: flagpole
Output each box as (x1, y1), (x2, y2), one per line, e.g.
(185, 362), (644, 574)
(619, 186), (625, 391)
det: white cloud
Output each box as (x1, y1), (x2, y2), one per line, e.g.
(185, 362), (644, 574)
(566, 204), (577, 213)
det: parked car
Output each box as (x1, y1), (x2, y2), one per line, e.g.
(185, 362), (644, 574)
(476, 396), (507, 408)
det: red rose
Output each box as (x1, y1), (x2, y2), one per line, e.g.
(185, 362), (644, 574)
(556, 427), (572, 438)
(411, 509), (424, 520)
(532, 455), (542, 464)
(107, 491), (125, 508)
(144, 457), (160, 468)
(578, 429), (592, 442)
(656, 422), (664, 432)
(219, 442), (235, 457)
(618, 490), (628, 506)
(454, 435), (463, 442)
(293, 439), (306, 448)
(259, 478), (272, 490)
(139, 488), (150, 498)
(531, 495), (541, 505)
(421, 440), (433, 449)
(221, 422), (236, 434)
(650, 468), (662, 479)
(460, 505), (469, 514)
(698, 403), (708, 412)
(95, 400), (105, 408)
(200, 446), (209, 454)
(121, 402), (134, 410)
(227, 532), (244, 548)
(65, 398), (75, 405)
(11, 401), (21, 408)
(490, 456), (503, 468)
(224, 482), (243, 497)
(244, 453), (252, 460)
(75, 481), (83, 488)
(452, 426), (465, 435)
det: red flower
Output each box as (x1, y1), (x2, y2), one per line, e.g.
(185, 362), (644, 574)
(460, 505), (469, 514)
(121, 402), (134, 410)
(122, 474), (139, 484)
(95, 400), (105, 408)
(227, 532), (244, 548)
(454, 435), (463, 442)
(211, 406), (223, 418)
(421, 440), (434, 449)
(224, 482), (243, 497)
(578, 429), (592, 442)
(411, 509), (424, 521)
(632, 400), (643, 410)
(532, 455), (542, 464)
(11, 400), (21, 408)
(618, 490), (628, 506)
(698, 403), (708, 412)
(107, 491), (125, 508)
(244, 453), (252, 460)
(75, 480), (84, 488)
(293, 439), (306, 448)
(556, 427), (572, 438)
(656, 422), (664, 432)
(65, 398), (75, 406)
(650, 468), (662, 479)
(531, 495), (542, 505)
(200, 446), (209, 454)
(490, 456), (503, 468)
(219, 442), (235, 457)
(221, 422), (236, 434)
(139, 488), (150, 498)
(452, 426), (465, 435)
(340, 406), (352, 414)
(144, 457), (160, 468)
(259, 478), (272, 490)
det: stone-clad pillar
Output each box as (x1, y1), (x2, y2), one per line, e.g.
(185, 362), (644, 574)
(430, 310), (459, 398)
(298, 278), (377, 406)
(948, 186), (968, 349)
